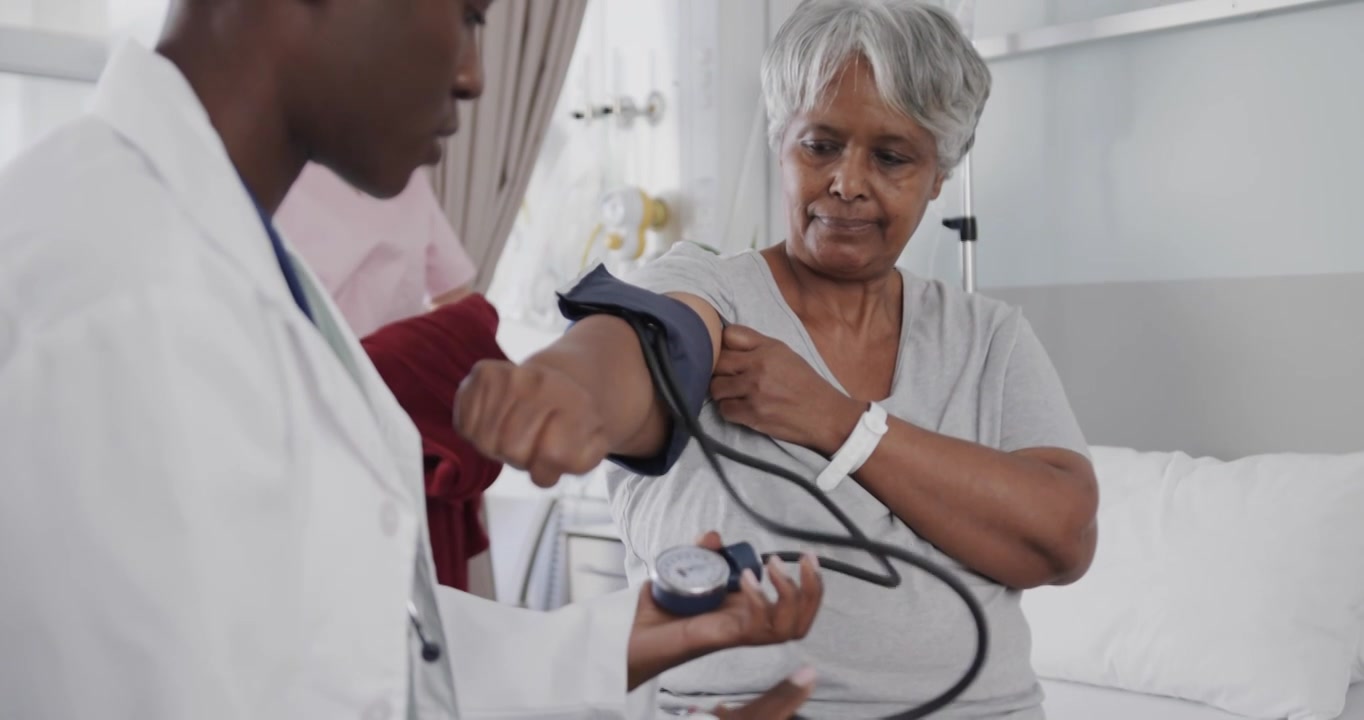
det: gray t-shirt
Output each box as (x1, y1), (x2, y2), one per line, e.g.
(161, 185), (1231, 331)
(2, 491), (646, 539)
(606, 243), (1088, 719)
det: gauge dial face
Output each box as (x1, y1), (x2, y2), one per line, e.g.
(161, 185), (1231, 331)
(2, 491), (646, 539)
(653, 546), (729, 596)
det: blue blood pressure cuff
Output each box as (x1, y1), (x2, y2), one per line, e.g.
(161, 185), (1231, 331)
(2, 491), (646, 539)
(557, 265), (712, 476)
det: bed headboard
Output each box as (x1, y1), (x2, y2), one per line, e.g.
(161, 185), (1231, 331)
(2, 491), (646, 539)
(987, 274), (1364, 459)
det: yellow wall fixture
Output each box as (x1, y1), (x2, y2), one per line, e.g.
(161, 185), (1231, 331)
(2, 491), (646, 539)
(581, 186), (670, 268)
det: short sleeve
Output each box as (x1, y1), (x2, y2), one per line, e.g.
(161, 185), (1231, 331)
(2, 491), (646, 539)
(624, 242), (737, 321)
(417, 172), (477, 296)
(998, 313), (1090, 457)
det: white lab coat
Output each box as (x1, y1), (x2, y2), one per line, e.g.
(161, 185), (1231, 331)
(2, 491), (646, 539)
(0, 41), (660, 720)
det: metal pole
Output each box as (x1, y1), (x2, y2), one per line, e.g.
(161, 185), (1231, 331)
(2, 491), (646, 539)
(959, 153), (976, 294)
(943, 154), (979, 294)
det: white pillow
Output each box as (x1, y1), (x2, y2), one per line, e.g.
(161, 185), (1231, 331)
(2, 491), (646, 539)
(1023, 446), (1364, 720)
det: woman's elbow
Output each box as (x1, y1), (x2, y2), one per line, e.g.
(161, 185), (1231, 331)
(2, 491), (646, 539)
(1005, 464), (1098, 589)
(1045, 471), (1100, 586)
(1047, 517), (1097, 586)
(1010, 518), (1095, 590)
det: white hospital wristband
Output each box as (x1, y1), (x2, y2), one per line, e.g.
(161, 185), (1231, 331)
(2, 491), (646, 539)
(815, 402), (889, 491)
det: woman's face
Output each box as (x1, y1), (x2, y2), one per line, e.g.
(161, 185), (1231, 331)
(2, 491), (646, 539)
(779, 57), (945, 280)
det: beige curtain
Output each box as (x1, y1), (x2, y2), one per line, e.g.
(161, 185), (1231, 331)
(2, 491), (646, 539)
(434, 0), (589, 293)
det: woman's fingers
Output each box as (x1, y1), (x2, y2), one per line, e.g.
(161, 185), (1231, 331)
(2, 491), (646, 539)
(712, 349), (750, 377)
(709, 373), (746, 401)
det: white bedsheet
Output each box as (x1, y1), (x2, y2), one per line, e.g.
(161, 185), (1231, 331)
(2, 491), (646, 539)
(1042, 679), (1364, 720)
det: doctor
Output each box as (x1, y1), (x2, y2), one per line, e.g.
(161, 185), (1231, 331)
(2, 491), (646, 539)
(0, 0), (822, 718)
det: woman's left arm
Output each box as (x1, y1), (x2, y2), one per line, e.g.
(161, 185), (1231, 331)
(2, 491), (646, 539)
(812, 408), (1098, 590)
(712, 323), (1097, 591)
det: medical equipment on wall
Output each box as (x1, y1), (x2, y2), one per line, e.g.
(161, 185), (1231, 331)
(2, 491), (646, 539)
(580, 186), (671, 269)
(571, 91), (667, 129)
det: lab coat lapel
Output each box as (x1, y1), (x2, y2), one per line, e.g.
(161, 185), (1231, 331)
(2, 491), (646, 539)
(289, 253), (426, 497)
(88, 41), (407, 498)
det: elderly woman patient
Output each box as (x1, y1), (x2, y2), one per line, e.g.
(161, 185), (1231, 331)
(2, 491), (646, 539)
(458, 0), (1098, 717)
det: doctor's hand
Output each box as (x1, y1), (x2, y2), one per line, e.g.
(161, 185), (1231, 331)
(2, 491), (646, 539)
(709, 669), (818, 719)
(710, 325), (861, 456)
(626, 532), (823, 693)
(455, 359), (610, 487)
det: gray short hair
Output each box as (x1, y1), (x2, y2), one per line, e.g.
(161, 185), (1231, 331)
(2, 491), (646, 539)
(762, 0), (991, 174)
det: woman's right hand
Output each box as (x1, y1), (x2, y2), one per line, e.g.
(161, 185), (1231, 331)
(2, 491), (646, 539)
(454, 359), (612, 487)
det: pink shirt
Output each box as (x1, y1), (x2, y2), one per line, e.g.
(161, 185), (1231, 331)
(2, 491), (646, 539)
(276, 164), (477, 338)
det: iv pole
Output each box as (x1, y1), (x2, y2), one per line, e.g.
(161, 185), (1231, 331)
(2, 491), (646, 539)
(943, 154), (978, 294)
(942, 0), (979, 295)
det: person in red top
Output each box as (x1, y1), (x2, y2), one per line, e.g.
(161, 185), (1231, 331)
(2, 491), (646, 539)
(362, 295), (507, 591)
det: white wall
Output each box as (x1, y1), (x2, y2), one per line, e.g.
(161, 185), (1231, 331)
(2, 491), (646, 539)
(971, 0), (1364, 288)
(973, 0), (1192, 36)
(965, 1), (1364, 458)
(716, 0), (771, 253)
